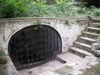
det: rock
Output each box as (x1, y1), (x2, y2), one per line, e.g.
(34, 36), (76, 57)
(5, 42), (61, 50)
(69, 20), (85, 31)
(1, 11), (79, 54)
(91, 43), (100, 50)
(0, 56), (7, 64)
(97, 35), (100, 43)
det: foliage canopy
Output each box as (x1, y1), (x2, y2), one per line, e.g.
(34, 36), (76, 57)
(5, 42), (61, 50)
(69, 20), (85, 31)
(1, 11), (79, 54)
(0, 0), (100, 18)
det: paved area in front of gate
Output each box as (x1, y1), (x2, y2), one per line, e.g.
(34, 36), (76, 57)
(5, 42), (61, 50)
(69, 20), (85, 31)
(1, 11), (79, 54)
(19, 52), (98, 75)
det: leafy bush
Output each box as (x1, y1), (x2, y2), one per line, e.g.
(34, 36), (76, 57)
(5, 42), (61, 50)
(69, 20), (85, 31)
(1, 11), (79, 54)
(0, 0), (100, 18)
(0, 0), (29, 18)
(92, 8), (100, 16)
(27, 1), (76, 17)
(0, 0), (76, 18)
(77, 5), (87, 14)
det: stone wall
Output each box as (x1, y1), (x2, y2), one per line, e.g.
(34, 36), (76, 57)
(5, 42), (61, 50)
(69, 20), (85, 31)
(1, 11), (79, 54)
(0, 17), (89, 75)
(0, 17), (89, 54)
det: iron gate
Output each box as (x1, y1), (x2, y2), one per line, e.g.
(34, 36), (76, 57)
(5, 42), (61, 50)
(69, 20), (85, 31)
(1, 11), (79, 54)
(8, 25), (62, 70)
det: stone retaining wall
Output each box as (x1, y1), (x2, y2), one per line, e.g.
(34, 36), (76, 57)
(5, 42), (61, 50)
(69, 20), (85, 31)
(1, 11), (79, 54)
(0, 17), (89, 75)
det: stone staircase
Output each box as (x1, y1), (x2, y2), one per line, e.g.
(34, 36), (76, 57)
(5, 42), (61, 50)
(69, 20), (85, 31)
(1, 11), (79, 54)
(69, 19), (100, 58)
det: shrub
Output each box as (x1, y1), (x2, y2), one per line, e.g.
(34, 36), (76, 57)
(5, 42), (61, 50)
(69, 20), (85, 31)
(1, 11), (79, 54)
(0, 0), (77, 18)
(0, 0), (100, 18)
(92, 8), (100, 16)
(76, 5), (87, 14)
(0, 0), (29, 18)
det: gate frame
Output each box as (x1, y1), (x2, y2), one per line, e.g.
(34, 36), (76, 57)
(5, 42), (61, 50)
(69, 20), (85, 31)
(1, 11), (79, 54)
(8, 24), (62, 70)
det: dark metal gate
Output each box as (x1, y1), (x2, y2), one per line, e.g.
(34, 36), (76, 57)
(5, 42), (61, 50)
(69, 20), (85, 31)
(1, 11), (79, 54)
(8, 25), (62, 70)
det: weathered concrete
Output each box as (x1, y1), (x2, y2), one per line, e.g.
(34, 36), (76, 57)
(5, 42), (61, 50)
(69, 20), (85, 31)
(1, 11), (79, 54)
(19, 52), (99, 75)
(0, 17), (88, 55)
(0, 17), (89, 75)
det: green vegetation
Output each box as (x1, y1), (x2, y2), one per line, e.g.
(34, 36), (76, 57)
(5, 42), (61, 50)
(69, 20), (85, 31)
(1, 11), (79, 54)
(82, 62), (100, 75)
(65, 19), (70, 26)
(34, 20), (42, 30)
(0, 49), (7, 75)
(96, 47), (100, 50)
(0, 64), (7, 75)
(0, 0), (29, 18)
(0, 0), (100, 18)
(0, 50), (7, 64)
(0, 50), (5, 57)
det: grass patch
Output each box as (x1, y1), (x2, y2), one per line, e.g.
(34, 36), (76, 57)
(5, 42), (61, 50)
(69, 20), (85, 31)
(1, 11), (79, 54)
(82, 62), (100, 75)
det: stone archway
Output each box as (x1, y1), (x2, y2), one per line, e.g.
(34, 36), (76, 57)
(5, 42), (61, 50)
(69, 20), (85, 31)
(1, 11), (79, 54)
(8, 25), (62, 70)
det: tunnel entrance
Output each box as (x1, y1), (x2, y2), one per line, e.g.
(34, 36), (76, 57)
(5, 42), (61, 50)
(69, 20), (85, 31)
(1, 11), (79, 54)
(8, 25), (62, 70)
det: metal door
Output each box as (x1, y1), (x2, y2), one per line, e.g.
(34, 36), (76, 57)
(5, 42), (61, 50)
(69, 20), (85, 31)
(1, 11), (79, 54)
(8, 25), (62, 70)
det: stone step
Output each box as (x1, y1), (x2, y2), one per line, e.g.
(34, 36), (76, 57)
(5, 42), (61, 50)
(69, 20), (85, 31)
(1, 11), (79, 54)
(82, 31), (99, 39)
(83, 31), (99, 36)
(74, 41), (91, 49)
(69, 47), (92, 58)
(73, 41), (91, 52)
(79, 36), (96, 42)
(87, 27), (100, 31)
(77, 36), (96, 45)
(90, 23), (100, 28)
(91, 22), (100, 26)
(57, 52), (83, 65)
(92, 18), (100, 22)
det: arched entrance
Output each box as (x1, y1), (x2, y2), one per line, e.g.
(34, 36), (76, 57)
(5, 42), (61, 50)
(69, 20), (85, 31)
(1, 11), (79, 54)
(8, 25), (62, 70)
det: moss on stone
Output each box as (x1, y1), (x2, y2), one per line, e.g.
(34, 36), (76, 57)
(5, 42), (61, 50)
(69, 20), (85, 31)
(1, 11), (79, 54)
(0, 64), (7, 75)
(0, 56), (7, 64)
(82, 62), (100, 75)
